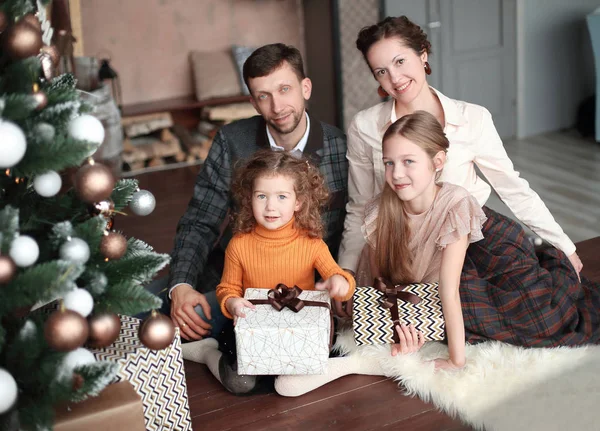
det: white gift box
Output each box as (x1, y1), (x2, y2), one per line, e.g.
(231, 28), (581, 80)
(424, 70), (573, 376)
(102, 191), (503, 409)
(235, 287), (332, 375)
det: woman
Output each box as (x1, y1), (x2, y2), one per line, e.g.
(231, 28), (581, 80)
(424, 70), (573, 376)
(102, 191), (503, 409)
(338, 16), (581, 276)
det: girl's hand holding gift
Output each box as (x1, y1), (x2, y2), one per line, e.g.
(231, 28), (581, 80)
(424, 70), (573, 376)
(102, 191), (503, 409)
(316, 274), (350, 299)
(391, 324), (425, 356)
(225, 297), (256, 325)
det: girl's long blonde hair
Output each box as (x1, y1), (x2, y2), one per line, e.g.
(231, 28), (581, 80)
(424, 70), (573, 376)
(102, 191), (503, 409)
(376, 111), (449, 283)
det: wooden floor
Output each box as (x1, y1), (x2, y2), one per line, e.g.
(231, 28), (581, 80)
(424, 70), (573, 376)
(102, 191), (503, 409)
(116, 130), (600, 430)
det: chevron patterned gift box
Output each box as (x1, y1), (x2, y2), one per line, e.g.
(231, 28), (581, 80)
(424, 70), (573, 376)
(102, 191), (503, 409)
(91, 314), (192, 431)
(352, 279), (445, 346)
(235, 286), (332, 375)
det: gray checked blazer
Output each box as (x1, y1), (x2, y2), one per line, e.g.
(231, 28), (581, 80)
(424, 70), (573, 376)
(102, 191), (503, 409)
(167, 112), (348, 293)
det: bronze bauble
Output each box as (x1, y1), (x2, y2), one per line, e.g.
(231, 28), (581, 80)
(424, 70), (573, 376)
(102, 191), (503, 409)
(138, 311), (175, 351)
(32, 89), (48, 110)
(22, 13), (42, 32)
(100, 231), (127, 260)
(75, 163), (116, 204)
(0, 10), (8, 33)
(87, 313), (121, 348)
(44, 309), (89, 352)
(90, 199), (115, 217)
(2, 20), (43, 59)
(0, 255), (17, 284)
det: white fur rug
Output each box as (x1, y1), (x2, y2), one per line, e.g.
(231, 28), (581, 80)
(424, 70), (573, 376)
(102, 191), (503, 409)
(334, 327), (600, 431)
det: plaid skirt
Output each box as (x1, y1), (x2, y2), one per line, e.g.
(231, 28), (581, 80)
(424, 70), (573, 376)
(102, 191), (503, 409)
(461, 207), (600, 347)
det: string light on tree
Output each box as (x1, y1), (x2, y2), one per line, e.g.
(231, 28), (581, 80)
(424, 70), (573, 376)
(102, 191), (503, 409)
(63, 288), (94, 318)
(44, 308), (89, 352)
(74, 160), (116, 204)
(129, 189), (156, 216)
(32, 83), (47, 110)
(33, 170), (62, 197)
(9, 235), (39, 267)
(100, 231), (127, 260)
(0, 368), (18, 415)
(0, 120), (27, 169)
(59, 237), (90, 265)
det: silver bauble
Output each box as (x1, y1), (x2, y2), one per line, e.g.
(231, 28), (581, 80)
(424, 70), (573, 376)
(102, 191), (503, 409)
(59, 238), (90, 265)
(130, 190), (156, 216)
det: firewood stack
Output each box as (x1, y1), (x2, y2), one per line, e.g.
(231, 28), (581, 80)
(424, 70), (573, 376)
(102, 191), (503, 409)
(121, 112), (185, 172)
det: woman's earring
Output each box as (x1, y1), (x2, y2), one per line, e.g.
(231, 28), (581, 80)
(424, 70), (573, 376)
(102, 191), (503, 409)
(424, 61), (432, 75)
(377, 85), (389, 98)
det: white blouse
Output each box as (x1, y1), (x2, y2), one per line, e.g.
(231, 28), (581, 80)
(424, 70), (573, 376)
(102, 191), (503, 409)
(338, 87), (575, 271)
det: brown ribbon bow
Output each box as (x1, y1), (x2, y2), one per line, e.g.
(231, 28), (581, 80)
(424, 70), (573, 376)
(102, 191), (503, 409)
(249, 284), (330, 313)
(373, 277), (421, 343)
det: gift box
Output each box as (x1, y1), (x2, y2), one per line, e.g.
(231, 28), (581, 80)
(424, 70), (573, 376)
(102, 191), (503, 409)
(54, 381), (145, 431)
(352, 278), (445, 346)
(235, 285), (332, 375)
(91, 315), (192, 431)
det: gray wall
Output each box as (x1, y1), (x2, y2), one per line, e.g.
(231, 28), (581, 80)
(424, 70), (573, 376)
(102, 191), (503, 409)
(518, 0), (597, 138)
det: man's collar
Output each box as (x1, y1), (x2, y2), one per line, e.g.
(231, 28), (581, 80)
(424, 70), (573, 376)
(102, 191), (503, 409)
(255, 110), (323, 164)
(266, 112), (310, 153)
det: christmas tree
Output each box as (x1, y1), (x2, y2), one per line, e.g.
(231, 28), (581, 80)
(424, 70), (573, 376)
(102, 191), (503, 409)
(0, 1), (172, 429)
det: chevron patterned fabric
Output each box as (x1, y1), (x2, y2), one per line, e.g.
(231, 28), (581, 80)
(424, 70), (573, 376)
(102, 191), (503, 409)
(352, 284), (445, 346)
(92, 315), (192, 431)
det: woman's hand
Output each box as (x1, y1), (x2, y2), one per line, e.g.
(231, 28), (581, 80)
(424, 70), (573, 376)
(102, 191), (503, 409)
(225, 297), (256, 325)
(391, 324), (425, 356)
(568, 252), (583, 281)
(430, 358), (465, 371)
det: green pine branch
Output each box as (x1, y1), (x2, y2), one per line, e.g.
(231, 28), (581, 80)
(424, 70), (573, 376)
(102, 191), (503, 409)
(111, 179), (139, 210)
(0, 205), (19, 252)
(69, 362), (120, 402)
(95, 281), (162, 315)
(0, 94), (38, 120)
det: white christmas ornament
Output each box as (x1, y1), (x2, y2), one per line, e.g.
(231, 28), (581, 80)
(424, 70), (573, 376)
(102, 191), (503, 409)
(33, 122), (56, 143)
(62, 348), (96, 373)
(0, 120), (27, 168)
(34, 171), (62, 197)
(9, 235), (39, 267)
(68, 114), (105, 145)
(59, 237), (90, 264)
(130, 189), (156, 216)
(63, 288), (94, 317)
(0, 368), (18, 415)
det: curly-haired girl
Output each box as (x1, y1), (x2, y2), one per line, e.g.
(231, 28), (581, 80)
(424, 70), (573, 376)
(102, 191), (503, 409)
(183, 150), (355, 395)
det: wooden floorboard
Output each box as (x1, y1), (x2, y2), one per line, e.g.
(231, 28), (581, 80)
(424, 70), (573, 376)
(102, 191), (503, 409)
(115, 130), (600, 430)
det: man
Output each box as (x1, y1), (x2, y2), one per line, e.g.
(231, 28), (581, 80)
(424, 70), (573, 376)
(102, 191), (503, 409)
(164, 43), (348, 340)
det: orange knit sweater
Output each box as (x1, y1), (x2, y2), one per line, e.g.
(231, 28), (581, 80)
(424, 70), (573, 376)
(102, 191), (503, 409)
(216, 218), (355, 319)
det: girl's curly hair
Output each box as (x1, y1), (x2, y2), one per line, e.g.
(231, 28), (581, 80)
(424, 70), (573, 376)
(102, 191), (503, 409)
(231, 150), (329, 238)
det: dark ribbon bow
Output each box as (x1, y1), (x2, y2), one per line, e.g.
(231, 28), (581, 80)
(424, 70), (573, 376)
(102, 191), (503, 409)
(373, 277), (421, 343)
(248, 284), (331, 313)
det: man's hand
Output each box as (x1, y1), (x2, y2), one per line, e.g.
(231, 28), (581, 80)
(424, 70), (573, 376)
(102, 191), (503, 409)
(170, 284), (212, 341)
(225, 297), (256, 325)
(316, 274), (350, 299)
(568, 252), (583, 281)
(391, 324), (425, 356)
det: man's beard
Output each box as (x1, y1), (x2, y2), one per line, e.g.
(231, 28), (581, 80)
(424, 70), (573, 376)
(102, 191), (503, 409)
(268, 110), (303, 135)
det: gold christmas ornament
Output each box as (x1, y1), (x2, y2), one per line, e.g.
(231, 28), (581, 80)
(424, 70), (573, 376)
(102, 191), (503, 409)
(75, 162), (116, 204)
(0, 255), (17, 284)
(2, 19), (43, 60)
(87, 313), (121, 348)
(100, 231), (127, 260)
(44, 309), (89, 352)
(38, 52), (54, 81)
(32, 84), (47, 110)
(138, 310), (175, 351)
